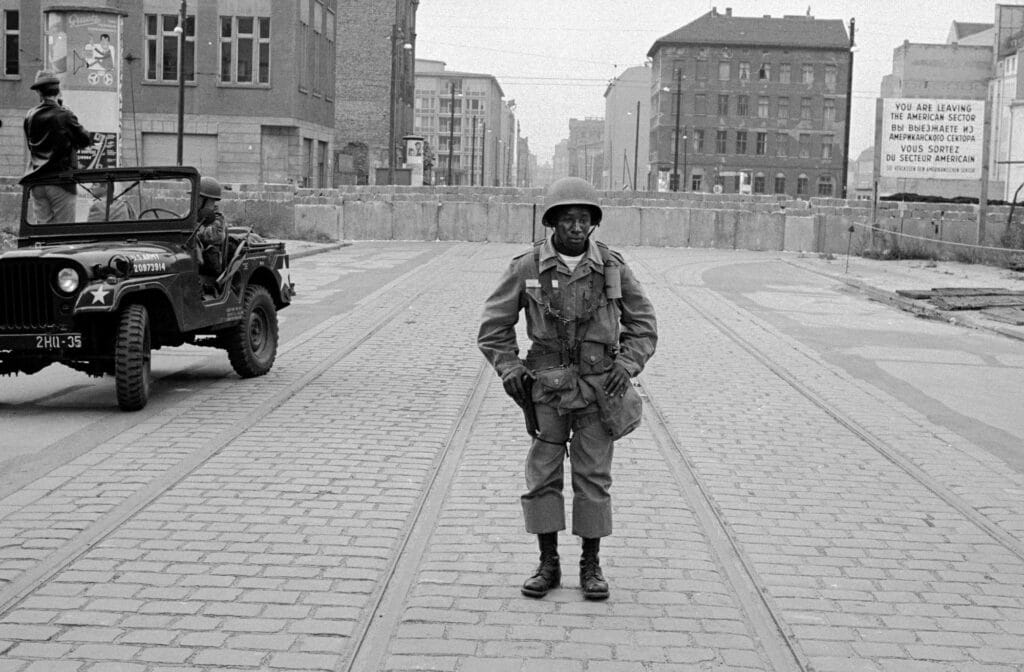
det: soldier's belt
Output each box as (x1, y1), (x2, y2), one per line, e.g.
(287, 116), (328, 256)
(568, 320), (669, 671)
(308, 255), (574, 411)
(526, 342), (615, 375)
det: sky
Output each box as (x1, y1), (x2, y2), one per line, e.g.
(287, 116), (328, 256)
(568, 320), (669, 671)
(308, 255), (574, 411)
(415, 0), (1003, 165)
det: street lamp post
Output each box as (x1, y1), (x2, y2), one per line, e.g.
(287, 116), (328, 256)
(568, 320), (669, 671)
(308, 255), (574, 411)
(446, 81), (457, 185)
(682, 125), (688, 192)
(840, 17), (856, 199)
(671, 68), (682, 191)
(175, 0), (186, 166)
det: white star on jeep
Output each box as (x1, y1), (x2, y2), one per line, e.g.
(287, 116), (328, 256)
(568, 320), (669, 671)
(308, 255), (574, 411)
(89, 286), (111, 304)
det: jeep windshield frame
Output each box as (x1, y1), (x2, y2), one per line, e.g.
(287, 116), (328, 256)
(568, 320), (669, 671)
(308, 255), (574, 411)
(18, 166), (200, 246)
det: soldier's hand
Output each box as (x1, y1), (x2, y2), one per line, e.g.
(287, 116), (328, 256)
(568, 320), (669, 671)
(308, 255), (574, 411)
(603, 362), (631, 398)
(502, 365), (533, 407)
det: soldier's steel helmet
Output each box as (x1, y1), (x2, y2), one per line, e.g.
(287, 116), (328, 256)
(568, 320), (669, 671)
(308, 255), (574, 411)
(541, 177), (602, 227)
(198, 176), (222, 201)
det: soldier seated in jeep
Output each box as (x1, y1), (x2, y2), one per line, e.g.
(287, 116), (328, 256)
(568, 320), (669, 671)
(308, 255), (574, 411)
(195, 176), (228, 278)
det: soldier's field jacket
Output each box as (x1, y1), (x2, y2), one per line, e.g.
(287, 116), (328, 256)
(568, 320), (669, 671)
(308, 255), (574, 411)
(478, 236), (657, 411)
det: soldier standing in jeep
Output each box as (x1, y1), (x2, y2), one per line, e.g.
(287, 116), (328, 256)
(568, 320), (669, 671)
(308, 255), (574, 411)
(21, 70), (93, 224)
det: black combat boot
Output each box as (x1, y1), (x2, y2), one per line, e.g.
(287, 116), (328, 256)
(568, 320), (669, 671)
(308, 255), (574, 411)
(580, 537), (609, 600)
(521, 532), (560, 598)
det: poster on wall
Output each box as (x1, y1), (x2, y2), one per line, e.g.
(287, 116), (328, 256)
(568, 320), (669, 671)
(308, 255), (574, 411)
(879, 98), (984, 181)
(45, 10), (121, 166)
(45, 12), (118, 91)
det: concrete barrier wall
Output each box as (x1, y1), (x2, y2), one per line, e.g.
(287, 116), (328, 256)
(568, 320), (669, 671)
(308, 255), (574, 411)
(1, 178), (1018, 258)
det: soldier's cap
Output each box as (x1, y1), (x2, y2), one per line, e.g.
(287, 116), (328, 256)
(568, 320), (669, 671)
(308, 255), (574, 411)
(30, 70), (61, 90)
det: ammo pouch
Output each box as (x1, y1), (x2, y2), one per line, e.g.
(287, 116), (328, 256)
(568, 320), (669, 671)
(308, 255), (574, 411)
(593, 381), (643, 441)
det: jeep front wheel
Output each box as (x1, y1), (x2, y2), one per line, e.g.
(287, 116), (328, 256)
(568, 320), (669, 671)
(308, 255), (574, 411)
(115, 303), (152, 411)
(226, 285), (278, 378)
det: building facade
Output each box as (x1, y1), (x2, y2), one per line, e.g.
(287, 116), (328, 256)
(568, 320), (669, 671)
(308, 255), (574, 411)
(413, 59), (513, 186)
(1, 0), (337, 186)
(647, 7), (850, 197)
(567, 117), (603, 186)
(604, 65), (651, 191)
(334, 0), (416, 185)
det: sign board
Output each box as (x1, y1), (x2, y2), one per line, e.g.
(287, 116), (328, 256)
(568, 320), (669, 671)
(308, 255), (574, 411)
(880, 98), (983, 180)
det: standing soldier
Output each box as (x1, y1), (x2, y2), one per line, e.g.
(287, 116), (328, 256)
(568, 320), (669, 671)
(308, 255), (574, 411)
(478, 177), (657, 600)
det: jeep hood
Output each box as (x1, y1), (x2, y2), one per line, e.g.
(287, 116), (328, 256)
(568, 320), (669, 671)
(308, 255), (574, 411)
(0, 241), (182, 269)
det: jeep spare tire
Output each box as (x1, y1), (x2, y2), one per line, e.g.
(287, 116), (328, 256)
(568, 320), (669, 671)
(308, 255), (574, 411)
(115, 304), (152, 411)
(227, 285), (278, 378)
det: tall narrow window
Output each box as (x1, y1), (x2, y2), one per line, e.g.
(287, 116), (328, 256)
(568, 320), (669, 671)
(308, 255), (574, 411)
(802, 64), (814, 85)
(797, 174), (809, 195)
(738, 61), (750, 80)
(821, 134), (834, 160)
(758, 62), (771, 81)
(718, 61), (730, 81)
(695, 93), (707, 115)
(756, 132), (767, 155)
(717, 94), (729, 116)
(824, 64), (837, 90)
(3, 10), (19, 76)
(757, 96), (769, 118)
(716, 130), (727, 154)
(778, 98), (789, 119)
(145, 13), (195, 82)
(777, 133), (789, 157)
(220, 15), (271, 84)
(799, 133), (811, 158)
(693, 129), (705, 153)
(774, 174), (786, 194)
(824, 99), (836, 122)
(735, 131), (747, 154)
(800, 97), (812, 120)
(779, 63), (791, 84)
(737, 95), (749, 116)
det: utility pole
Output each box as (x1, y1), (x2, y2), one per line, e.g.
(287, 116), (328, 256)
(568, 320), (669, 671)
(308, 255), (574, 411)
(480, 121), (487, 186)
(672, 68), (682, 191)
(633, 99), (640, 191)
(446, 81), (456, 185)
(469, 117), (477, 186)
(175, 0), (186, 166)
(840, 18), (856, 199)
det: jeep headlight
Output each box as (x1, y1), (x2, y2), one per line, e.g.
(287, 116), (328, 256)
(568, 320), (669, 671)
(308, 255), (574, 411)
(57, 267), (81, 293)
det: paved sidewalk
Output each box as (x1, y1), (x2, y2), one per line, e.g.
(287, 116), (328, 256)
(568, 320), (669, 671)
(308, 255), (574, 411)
(781, 252), (1024, 342)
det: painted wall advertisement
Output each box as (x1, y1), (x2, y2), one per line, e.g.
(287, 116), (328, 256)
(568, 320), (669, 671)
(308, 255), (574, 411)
(880, 98), (984, 181)
(45, 11), (120, 167)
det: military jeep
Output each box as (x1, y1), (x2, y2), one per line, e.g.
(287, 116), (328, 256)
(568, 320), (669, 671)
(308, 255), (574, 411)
(0, 166), (293, 411)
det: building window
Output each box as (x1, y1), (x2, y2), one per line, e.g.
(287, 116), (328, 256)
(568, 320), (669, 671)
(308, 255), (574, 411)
(799, 133), (811, 158)
(3, 10), (18, 76)
(759, 62), (771, 80)
(774, 173), (786, 193)
(756, 132), (767, 156)
(739, 61), (750, 80)
(691, 173), (703, 191)
(801, 64), (814, 84)
(716, 130), (727, 154)
(737, 95), (749, 116)
(778, 98), (789, 119)
(777, 133), (789, 157)
(757, 96), (769, 118)
(695, 93), (707, 115)
(821, 134), (834, 159)
(824, 99), (836, 122)
(718, 61), (730, 81)
(797, 174), (809, 195)
(800, 97), (812, 120)
(817, 175), (834, 196)
(717, 94), (729, 116)
(779, 63), (791, 84)
(696, 58), (707, 79)
(693, 129), (705, 153)
(753, 173), (766, 194)
(824, 64), (837, 90)
(736, 131), (747, 154)
(220, 15), (271, 85)
(145, 13), (195, 82)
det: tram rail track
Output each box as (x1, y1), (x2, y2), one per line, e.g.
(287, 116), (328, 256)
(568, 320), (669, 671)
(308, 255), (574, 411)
(630, 253), (1024, 671)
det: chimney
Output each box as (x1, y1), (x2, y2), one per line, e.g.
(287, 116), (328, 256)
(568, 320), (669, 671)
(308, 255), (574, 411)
(725, 7), (732, 16)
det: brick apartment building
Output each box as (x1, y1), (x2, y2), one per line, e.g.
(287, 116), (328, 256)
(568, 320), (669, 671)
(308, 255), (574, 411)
(647, 7), (851, 196)
(334, 0), (416, 185)
(0, 0), (336, 186)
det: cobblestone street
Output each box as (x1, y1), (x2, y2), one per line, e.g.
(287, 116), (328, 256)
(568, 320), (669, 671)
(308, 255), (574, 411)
(1, 242), (1023, 671)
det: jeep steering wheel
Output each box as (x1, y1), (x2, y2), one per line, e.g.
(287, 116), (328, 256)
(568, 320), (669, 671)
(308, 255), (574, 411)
(138, 207), (180, 220)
